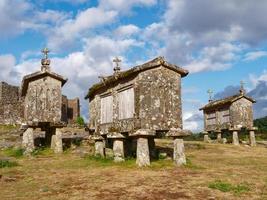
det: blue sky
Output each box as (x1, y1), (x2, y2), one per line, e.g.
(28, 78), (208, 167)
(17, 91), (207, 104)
(1, 0), (267, 132)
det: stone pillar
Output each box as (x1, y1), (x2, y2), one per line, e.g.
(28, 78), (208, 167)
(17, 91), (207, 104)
(232, 130), (239, 146)
(136, 137), (150, 167)
(52, 129), (63, 154)
(173, 138), (186, 166)
(94, 136), (105, 157)
(203, 131), (209, 143)
(249, 127), (257, 147)
(166, 128), (191, 166)
(22, 128), (35, 155)
(113, 139), (125, 162)
(216, 131), (222, 143)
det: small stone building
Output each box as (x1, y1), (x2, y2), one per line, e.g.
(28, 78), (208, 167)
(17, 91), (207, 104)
(85, 56), (190, 166)
(20, 48), (77, 154)
(199, 87), (257, 146)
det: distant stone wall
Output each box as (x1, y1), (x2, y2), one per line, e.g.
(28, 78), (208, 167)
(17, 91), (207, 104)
(67, 98), (80, 123)
(61, 96), (80, 124)
(0, 82), (24, 124)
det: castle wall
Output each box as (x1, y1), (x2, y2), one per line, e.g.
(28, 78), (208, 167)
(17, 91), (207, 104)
(0, 82), (24, 125)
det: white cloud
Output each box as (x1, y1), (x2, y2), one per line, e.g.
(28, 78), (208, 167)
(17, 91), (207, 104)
(114, 24), (140, 38)
(0, 0), (32, 37)
(183, 111), (203, 132)
(244, 51), (267, 61)
(99, 0), (157, 13)
(47, 7), (118, 51)
(0, 54), (16, 82)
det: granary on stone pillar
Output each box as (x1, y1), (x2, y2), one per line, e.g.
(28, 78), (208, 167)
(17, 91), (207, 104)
(85, 56), (191, 166)
(199, 82), (257, 146)
(20, 48), (67, 154)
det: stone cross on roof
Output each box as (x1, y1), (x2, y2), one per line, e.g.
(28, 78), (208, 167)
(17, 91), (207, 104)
(113, 57), (121, 73)
(41, 48), (51, 71)
(207, 89), (213, 102)
(42, 48), (50, 59)
(240, 80), (245, 95)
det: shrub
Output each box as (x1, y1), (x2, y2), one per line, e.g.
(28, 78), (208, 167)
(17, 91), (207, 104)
(76, 117), (85, 126)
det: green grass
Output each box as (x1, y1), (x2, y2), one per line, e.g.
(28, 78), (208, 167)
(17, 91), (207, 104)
(209, 180), (250, 195)
(3, 148), (24, 158)
(0, 159), (19, 168)
(84, 156), (136, 168)
(0, 124), (18, 131)
(31, 147), (53, 156)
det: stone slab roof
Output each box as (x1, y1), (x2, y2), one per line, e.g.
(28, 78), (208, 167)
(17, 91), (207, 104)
(199, 93), (256, 111)
(85, 56), (189, 99)
(21, 70), (67, 96)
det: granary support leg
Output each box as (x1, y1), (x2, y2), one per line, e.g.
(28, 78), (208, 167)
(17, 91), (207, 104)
(166, 128), (190, 166)
(93, 136), (105, 157)
(51, 128), (63, 154)
(230, 128), (240, 146)
(136, 137), (150, 167)
(216, 130), (222, 143)
(113, 139), (125, 162)
(203, 131), (209, 143)
(249, 127), (257, 147)
(107, 132), (125, 162)
(131, 129), (155, 167)
(22, 128), (35, 155)
(173, 138), (186, 166)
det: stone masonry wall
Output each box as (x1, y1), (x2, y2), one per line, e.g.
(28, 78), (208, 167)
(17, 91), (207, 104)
(89, 65), (183, 134)
(24, 77), (62, 123)
(230, 98), (253, 129)
(0, 82), (24, 124)
(67, 98), (80, 123)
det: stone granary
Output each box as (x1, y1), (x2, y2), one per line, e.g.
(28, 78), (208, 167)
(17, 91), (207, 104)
(20, 48), (78, 154)
(85, 56), (191, 166)
(0, 82), (80, 126)
(199, 84), (257, 146)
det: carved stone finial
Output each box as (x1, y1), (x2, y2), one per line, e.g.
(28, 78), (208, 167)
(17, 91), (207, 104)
(113, 57), (121, 75)
(207, 89), (213, 102)
(41, 48), (51, 72)
(240, 80), (245, 95)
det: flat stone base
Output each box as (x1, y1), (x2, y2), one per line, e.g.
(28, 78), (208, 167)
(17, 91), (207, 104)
(22, 128), (35, 155)
(136, 137), (150, 167)
(113, 139), (125, 162)
(173, 138), (186, 166)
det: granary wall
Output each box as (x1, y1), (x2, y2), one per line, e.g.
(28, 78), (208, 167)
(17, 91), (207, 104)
(204, 105), (231, 131)
(0, 82), (24, 125)
(230, 98), (253, 129)
(89, 76), (138, 134)
(24, 76), (62, 123)
(137, 67), (182, 130)
(89, 65), (184, 134)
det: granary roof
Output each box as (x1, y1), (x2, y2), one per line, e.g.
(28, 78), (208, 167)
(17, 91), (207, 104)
(199, 93), (256, 111)
(21, 70), (67, 96)
(85, 56), (189, 99)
